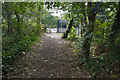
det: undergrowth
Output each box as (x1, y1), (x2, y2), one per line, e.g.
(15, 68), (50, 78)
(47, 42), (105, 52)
(2, 32), (39, 76)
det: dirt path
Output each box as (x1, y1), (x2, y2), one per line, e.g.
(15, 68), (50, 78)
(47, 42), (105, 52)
(7, 33), (90, 78)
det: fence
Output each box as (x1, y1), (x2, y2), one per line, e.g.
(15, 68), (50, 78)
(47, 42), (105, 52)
(57, 20), (81, 36)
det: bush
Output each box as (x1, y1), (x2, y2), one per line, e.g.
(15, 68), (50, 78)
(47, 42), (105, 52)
(68, 26), (77, 40)
(2, 32), (38, 75)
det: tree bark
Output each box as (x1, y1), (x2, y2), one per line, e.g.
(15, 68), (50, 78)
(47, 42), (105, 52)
(4, 3), (12, 33)
(14, 11), (20, 34)
(81, 2), (87, 37)
(62, 18), (73, 39)
(82, 2), (96, 60)
(6, 9), (11, 33)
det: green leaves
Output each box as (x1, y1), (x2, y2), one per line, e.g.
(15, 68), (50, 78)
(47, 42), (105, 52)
(42, 12), (58, 27)
(67, 26), (77, 40)
(2, 2), (44, 76)
(2, 32), (38, 75)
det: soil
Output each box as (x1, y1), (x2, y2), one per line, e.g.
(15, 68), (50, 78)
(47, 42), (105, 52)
(6, 33), (90, 78)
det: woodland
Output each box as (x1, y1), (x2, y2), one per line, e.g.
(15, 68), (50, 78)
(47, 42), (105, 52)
(1, 1), (120, 78)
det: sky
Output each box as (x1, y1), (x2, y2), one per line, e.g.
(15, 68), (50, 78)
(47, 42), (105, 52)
(43, 3), (67, 19)
(48, 8), (66, 18)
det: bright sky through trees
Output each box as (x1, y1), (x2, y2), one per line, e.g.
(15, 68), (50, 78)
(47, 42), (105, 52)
(48, 9), (66, 18)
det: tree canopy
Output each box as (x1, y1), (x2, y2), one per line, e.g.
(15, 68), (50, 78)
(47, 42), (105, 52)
(2, 1), (120, 78)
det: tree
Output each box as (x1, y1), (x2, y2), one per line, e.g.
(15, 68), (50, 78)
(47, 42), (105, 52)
(37, 2), (44, 34)
(61, 2), (77, 39)
(41, 12), (58, 27)
(62, 18), (74, 38)
(2, 2), (44, 75)
(107, 1), (120, 63)
(109, 1), (120, 45)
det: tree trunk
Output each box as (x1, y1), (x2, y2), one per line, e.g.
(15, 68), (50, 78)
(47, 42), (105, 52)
(6, 9), (11, 33)
(82, 2), (96, 60)
(62, 18), (73, 39)
(5, 4), (12, 33)
(81, 2), (87, 37)
(15, 11), (20, 34)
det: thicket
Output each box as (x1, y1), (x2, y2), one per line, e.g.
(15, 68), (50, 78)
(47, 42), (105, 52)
(73, 2), (120, 77)
(45, 2), (120, 77)
(2, 2), (120, 78)
(2, 2), (44, 76)
(41, 11), (59, 28)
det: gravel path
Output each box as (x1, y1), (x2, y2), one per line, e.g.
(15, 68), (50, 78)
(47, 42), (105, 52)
(6, 33), (90, 78)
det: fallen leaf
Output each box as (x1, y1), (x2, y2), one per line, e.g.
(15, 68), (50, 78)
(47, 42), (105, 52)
(33, 70), (36, 72)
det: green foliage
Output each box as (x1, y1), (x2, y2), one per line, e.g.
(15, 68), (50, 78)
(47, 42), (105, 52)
(41, 12), (59, 28)
(74, 2), (119, 77)
(61, 13), (70, 21)
(2, 2), (44, 76)
(45, 2), (120, 78)
(67, 26), (77, 40)
(2, 33), (38, 75)
(2, 2), (120, 78)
